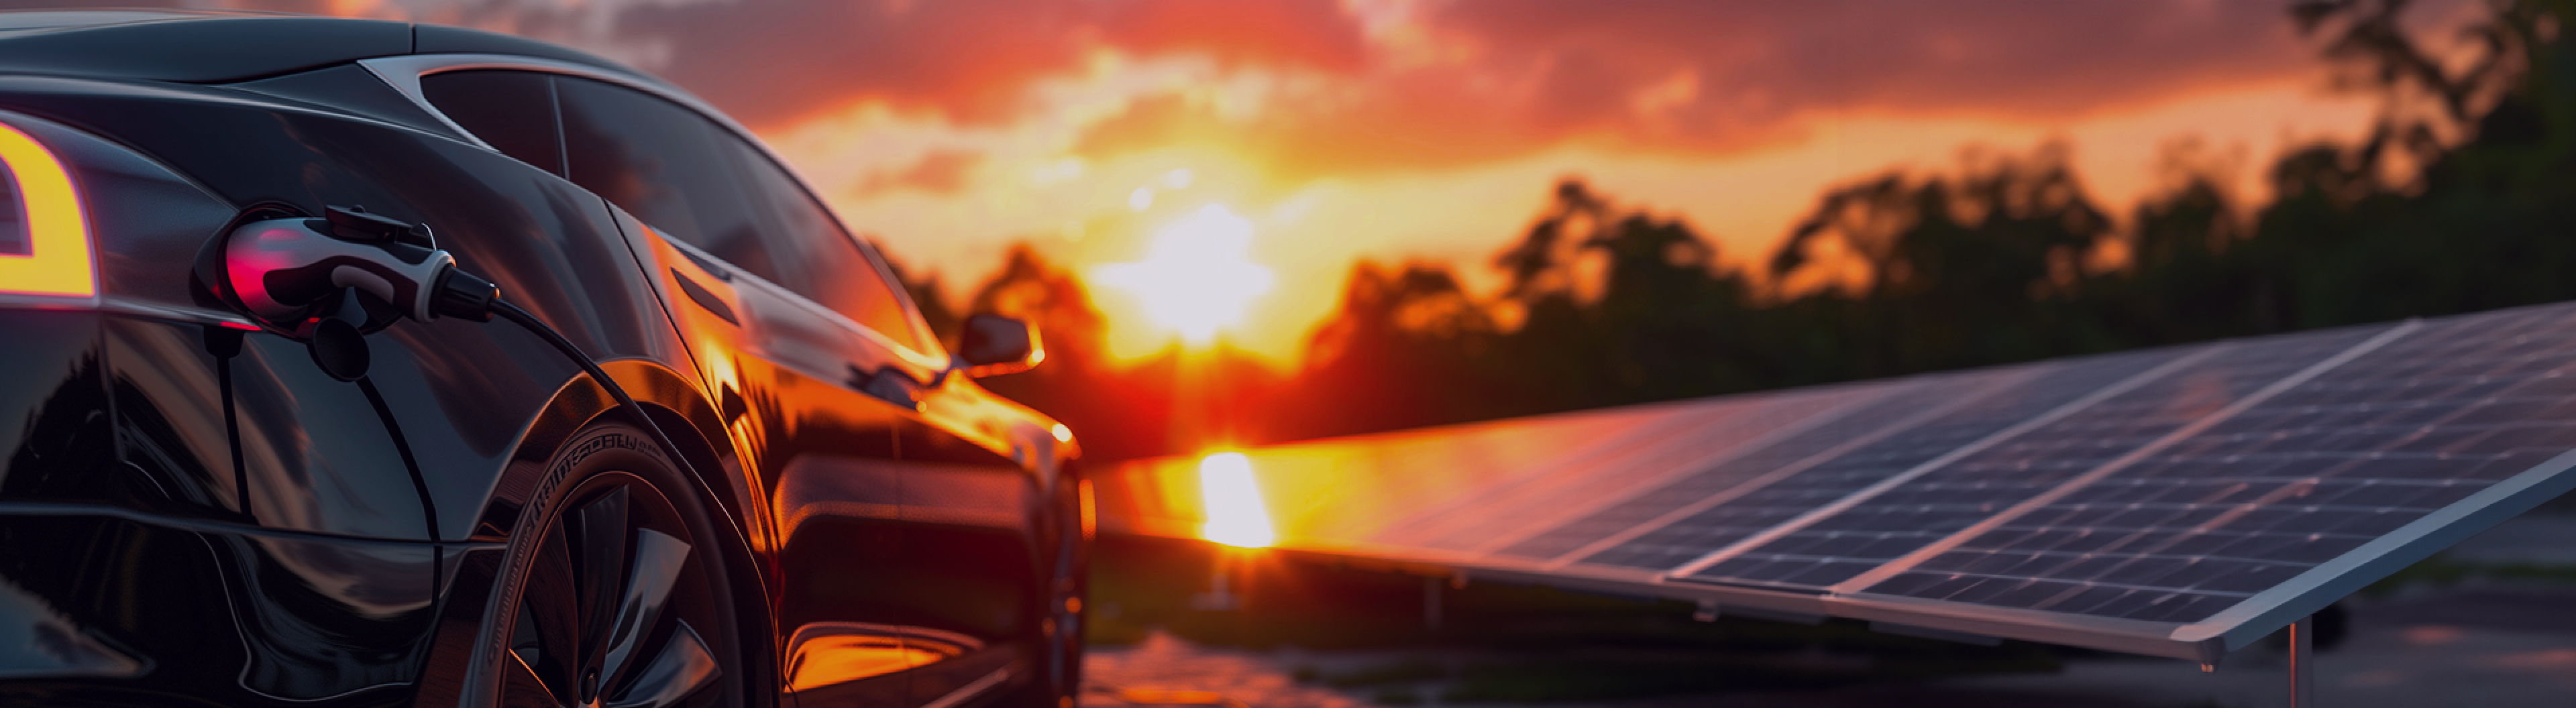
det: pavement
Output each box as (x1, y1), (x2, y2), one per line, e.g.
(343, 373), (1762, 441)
(1079, 512), (2576, 708)
(1955, 585), (2576, 708)
(1082, 632), (1371, 708)
(1082, 593), (2576, 707)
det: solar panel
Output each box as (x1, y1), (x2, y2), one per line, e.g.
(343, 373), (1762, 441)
(1387, 386), (1869, 554)
(1672, 324), (2394, 591)
(1855, 306), (2576, 634)
(1090, 301), (2576, 662)
(1569, 347), (2189, 574)
(1089, 384), (1873, 555)
(1492, 369), (2024, 565)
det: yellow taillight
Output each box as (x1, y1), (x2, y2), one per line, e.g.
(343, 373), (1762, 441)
(0, 122), (89, 301)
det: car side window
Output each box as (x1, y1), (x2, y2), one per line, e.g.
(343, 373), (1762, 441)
(718, 138), (928, 353)
(555, 76), (784, 287)
(419, 70), (564, 176)
(551, 76), (926, 353)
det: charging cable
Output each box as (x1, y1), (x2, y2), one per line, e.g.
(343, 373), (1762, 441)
(486, 298), (699, 470)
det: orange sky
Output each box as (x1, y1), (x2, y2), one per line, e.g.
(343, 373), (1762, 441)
(201, 0), (2463, 363)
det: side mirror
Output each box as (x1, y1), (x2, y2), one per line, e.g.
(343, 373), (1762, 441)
(957, 313), (1043, 377)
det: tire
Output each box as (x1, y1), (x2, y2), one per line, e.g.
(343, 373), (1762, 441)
(465, 421), (757, 708)
(999, 581), (1085, 708)
(1002, 477), (1089, 708)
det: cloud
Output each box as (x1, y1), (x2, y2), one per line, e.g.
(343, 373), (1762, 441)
(1058, 0), (2332, 178)
(602, 0), (1371, 129)
(84, 1), (2351, 180)
(559, 0), (2357, 202)
(1419, 0), (2316, 123)
(853, 149), (983, 196)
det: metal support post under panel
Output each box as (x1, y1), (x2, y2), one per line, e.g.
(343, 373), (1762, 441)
(2289, 614), (2316, 708)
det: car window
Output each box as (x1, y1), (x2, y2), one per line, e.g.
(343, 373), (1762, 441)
(718, 138), (928, 353)
(551, 76), (925, 353)
(555, 75), (784, 287)
(419, 70), (564, 176)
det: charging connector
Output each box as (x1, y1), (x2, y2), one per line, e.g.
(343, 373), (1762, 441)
(431, 266), (499, 322)
(213, 207), (702, 509)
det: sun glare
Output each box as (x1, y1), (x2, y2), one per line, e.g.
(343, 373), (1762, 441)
(1197, 452), (1276, 548)
(1092, 204), (1275, 344)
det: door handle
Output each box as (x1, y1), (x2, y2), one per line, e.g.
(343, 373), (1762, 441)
(670, 268), (739, 326)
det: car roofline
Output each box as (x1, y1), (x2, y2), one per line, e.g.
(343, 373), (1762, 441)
(0, 10), (641, 85)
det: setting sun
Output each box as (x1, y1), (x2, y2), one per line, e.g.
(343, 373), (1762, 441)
(1091, 204), (1276, 345)
(1196, 452), (1275, 548)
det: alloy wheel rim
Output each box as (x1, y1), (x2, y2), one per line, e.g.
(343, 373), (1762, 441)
(498, 472), (724, 708)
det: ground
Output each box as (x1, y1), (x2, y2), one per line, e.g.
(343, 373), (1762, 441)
(1083, 586), (2576, 707)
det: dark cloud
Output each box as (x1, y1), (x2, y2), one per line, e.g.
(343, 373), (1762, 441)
(1421, 0), (2314, 127)
(31, 0), (1368, 130)
(608, 0), (1370, 129)
(1063, 1), (2334, 176)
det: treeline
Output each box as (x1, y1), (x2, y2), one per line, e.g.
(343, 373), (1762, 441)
(903, 0), (2576, 463)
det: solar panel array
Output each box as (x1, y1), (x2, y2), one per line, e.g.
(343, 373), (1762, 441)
(1092, 302), (2576, 660)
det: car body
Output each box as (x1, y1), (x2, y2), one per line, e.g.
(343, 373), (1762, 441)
(0, 9), (1087, 708)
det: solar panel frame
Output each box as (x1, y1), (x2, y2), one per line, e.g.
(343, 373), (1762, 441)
(2159, 445), (2576, 650)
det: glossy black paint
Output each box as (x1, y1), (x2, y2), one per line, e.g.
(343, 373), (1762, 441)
(0, 10), (1085, 707)
(0, 13), (409, 83)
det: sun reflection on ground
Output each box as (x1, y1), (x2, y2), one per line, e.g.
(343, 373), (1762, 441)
(1092, 204), (1275, 345)
(1196, 451), (1275, 548)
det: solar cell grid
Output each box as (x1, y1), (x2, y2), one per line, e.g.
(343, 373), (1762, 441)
(1355, 398), (1767, 547)
(1574, 347), (2189, 573)
(1290, 408), (1710, 546)
(1400, 388), (1869, 553)
(1492, 371), (2015, 563)
(1432, 386), (1896, 558)
(1869, 306), (2576, 624)
(1680, 325), (2392, 591)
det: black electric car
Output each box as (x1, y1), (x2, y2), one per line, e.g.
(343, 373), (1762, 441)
(0, 9), (1088, 708)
